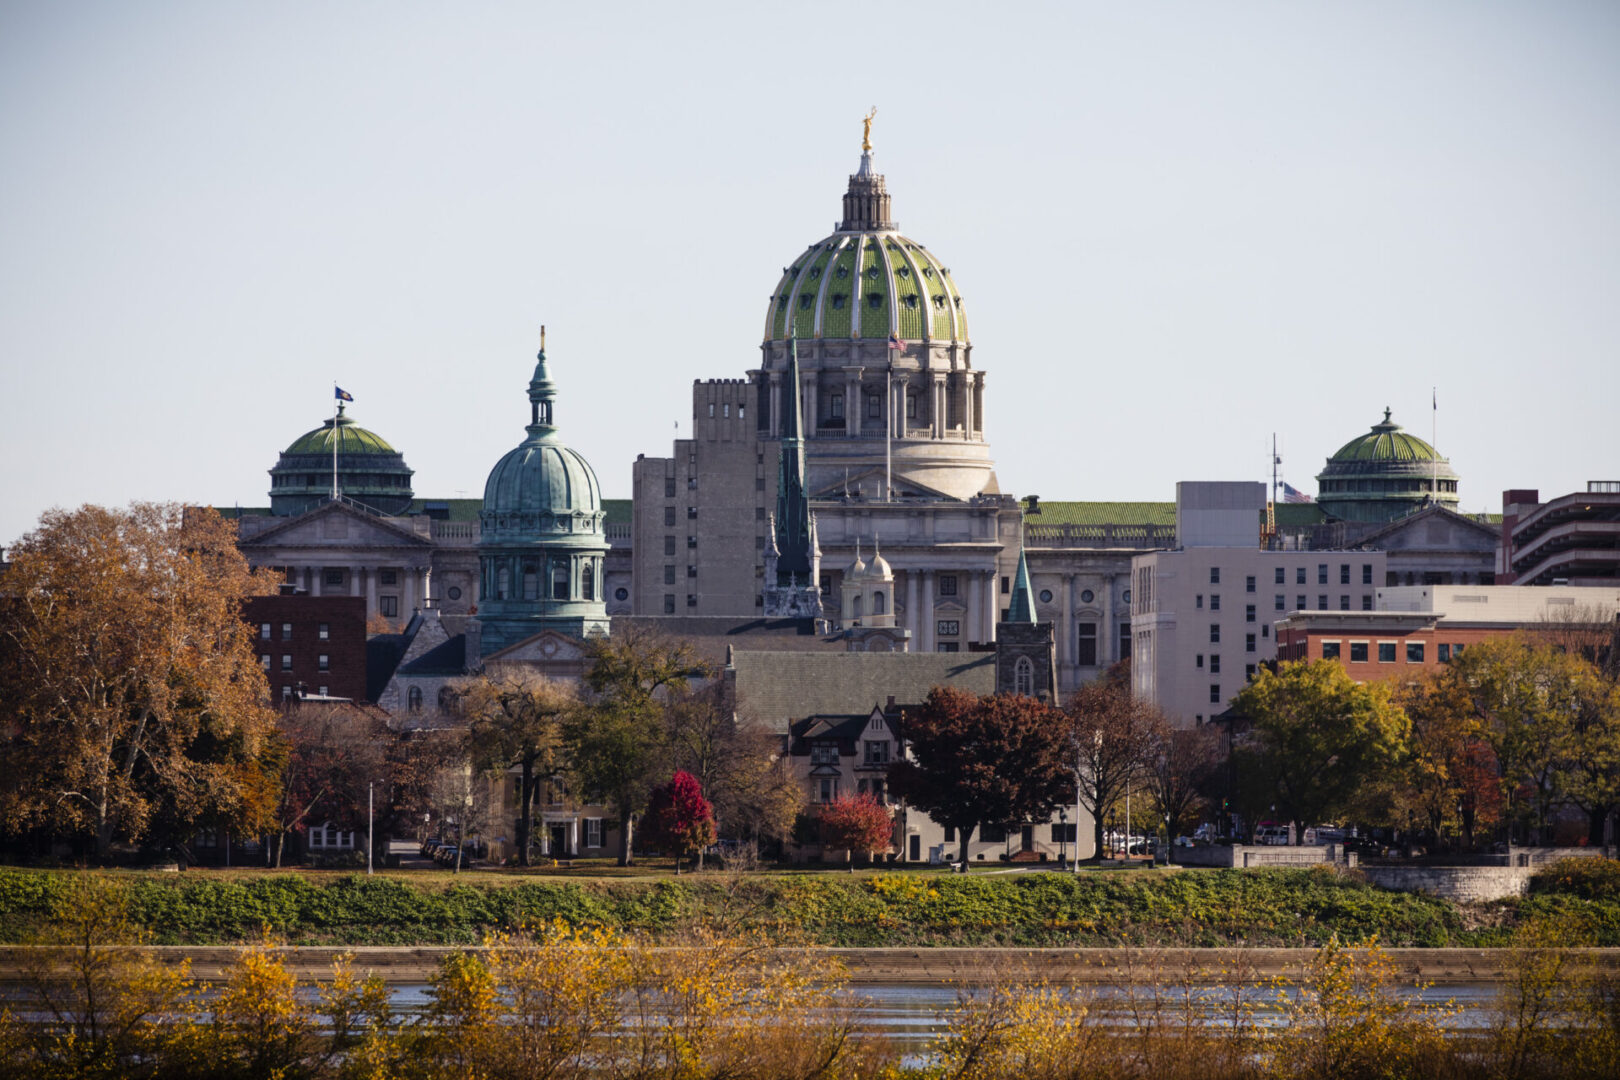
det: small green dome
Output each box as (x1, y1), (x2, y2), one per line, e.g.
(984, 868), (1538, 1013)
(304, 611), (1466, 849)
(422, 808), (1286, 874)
(764, 152), (968, 346)
(284, 410), (398, 455)
(1326, 408), (1442, 463)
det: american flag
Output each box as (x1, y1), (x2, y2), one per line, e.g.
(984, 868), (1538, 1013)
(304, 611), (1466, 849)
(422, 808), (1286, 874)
(1281, 481), (1313, 504)
(887, 334), (905, 351)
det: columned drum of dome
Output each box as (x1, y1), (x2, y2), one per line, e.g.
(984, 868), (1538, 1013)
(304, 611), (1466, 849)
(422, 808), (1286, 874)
(268, 405), (415, 516)
(751, 134), (994, 502)
(1316, 409), (1460, 524)
(476, 333), (610, 652)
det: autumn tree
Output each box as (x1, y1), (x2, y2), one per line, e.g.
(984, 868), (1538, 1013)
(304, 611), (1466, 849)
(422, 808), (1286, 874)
(642, 769), (717, 872)
(267, 702), (393, 867)
(567, 626), (711, 865)
(887, 687), (1071, 873)
(0, 503), (280, 857)
(1066, 663), (1161, 860)
(1227, 660), (1410, 843)
(1390, 668), (1502, 850)
(818, 792), (894, 870)
(455, 671), (575, 866)
(1145, 719), (1223, 842)
(662, 683), (802, 847)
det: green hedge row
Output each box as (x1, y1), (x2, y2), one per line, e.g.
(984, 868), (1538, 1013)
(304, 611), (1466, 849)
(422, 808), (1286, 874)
(2, 864), (1615, 947)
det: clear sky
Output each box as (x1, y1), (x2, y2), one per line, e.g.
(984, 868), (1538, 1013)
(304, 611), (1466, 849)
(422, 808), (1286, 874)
(3, 1), (1617, 547)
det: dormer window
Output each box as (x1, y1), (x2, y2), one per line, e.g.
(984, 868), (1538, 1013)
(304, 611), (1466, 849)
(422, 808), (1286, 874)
(867, 293), (883, 308)
(933, 294), (947, 309)
(864, 266), (880, 279)
(836, 266), (849, 279)
(922, 266), (934, 278)
(799, 294), (813, 310)
(811, 744), (839, 766)
(904, 294), (918, 309)
(831, 294), (847, 309)
(896, 266), (911, 278)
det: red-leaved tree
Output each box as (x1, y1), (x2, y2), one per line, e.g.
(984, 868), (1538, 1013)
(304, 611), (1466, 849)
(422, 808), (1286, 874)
(818, 793), (894, 871)
(643, 770), (717, 873)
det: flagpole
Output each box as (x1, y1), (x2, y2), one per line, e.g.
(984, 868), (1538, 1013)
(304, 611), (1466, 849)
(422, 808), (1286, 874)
(1431, 387), (1438, 498)
(885, 368), (892, 501)
(331, 385), (339, 502)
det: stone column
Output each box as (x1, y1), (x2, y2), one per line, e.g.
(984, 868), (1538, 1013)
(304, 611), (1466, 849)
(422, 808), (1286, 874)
(905, 570), (919, 646)
(768, 372), (782, 437)
(1061, 573), (1074, 689)
(313, 567), (324, 597)
(1101, 574), (1115, 666)
(803, 374), (816, 435)
(963, 374), (975, 438)
(932, 375), (946, 438)
(845, 367), (863, 436)
(919, 570), (934, 651)
(400, 569), (414, 617)
(983, 570), (997, 643)
(966, 569), (981, 645)
(364, 567), (376, 619)
(569, 818), (579, 856)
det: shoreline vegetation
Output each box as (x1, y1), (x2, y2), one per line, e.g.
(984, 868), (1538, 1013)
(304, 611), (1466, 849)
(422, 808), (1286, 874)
(1, 860), (1617, 949)
(3, 876), (1619, 1079)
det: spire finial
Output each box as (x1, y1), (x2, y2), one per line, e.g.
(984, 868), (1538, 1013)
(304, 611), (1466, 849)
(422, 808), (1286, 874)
(540, 324), (546, 353)
(1383, 406), (1391, 423)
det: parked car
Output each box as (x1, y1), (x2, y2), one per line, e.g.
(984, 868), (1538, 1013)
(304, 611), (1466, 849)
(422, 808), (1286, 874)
(1254, 825), (1290, 846)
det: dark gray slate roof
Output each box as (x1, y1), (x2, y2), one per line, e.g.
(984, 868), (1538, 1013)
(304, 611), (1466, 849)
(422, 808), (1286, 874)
(613, 616), (846, 666)
(365, 633), (410, 702)
(399, 634), (469, 677)
(731, 651), (996, 728)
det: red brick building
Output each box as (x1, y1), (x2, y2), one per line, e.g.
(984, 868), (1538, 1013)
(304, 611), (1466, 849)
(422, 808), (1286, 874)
(242, 595), (368, 702)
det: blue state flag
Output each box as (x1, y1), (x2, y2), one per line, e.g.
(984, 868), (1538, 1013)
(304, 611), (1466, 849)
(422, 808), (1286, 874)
(335, 386), (354, 402)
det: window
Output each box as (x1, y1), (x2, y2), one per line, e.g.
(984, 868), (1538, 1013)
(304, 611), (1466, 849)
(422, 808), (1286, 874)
(686, 566), (697, 578)
(1210, 567), (1220, 584)
(664, 506), (675, 526)
(585, 819), (604, 848)
(1275, 594), (1285, 612)
(1339, 596), (1350, 611)
(1378, 642), (1397, 663)
(940, 642), (960, 653)
(325, 569), (344, 587)
(1014, 656), (1035, 696)
(663, 536), (676, 556)
(1437, 643), (1451, 663)
(1052, 823), (1078, 843)
(318, 654), (329, 671)
(614, 586), (628, 602)
(723, 402), (730, 418)
(663, 566), (676, 585)
(1076, 623), (1097, 666)
(281, 654), (293, 671)
(282, 623), (293, 640)
(408, 686), (423, 712)
(810, 743), (837, 766)
(1296, 567), (1307, 585)
(1262, 624), (1270, 639)
(1209, 684), (1221, 704)
(1350, 642), (1369, 662)
(259, 622), (271, 640)
(380, 595), (398, 618)
(663, 595), (675, 614)
(686, 595), (697, 608)
(906, 395), (917, 419)
(260, 655), (270, 670)
(867, 394), (882, 418)
(1196, 595), (1204, 610)
(318, 686), (328, 697)
(1209, 624), (1220, 643)
(873, 591), (886, 614)
(1245, 604), (1256, 623)
(1210, 654), (1221, 674)
(318, 622), (330, 641)
(281, 684), (293, 700)
(1196, 654), (1204, 669)
(1080, 589), (1094, 603)
(864, 741), (890, 765)
(708, 403), (714, 417)
(1318, 595), (1328, 610)
(1362, 595), (1374, 611)
(980, 824), (1008, 844)
(829, 394), (843, 419)
(1322, 641), (1342, 659)
(1246, 633), (1256, 653)
(1246, 575), (1256, 593)
(686, 506), (697, 520)
(582, 564), (595, 601)
(1275, 568), (1286, 585)
(1210, 594), (1221, 611)
(818, 778), (837, 803)
(1362, 564), (1373, 585)
(1452, 643), (1465, 657)
(937, 620), (960, 637)
(1340, 564), (1351, 585)
(1314, 565), (1327, 585)
(1407, 641), (1425, 663)
(1119, 622), (1131, 659)
(1246, 664), (1256, 679)
(687, 536), (697, 549)
(940, 574), (958, 596)
(552, 567), (569, 600)
(664, 478), (676, 498)
(1001, 576), (1010, 594)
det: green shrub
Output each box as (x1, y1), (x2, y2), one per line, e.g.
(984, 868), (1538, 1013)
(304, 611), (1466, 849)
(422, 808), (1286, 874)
(1531, 856), (1620, 902)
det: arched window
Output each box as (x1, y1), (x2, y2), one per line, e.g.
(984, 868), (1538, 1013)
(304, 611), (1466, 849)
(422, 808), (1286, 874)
(851, 595), (862, 619)
(1014, 656), (1035, 697)
(873, 591), (886, 615)
(582, 563), (595, 602)
(522, 562), (538, 600)
(408, 686), (423, 712)
(437, 686), (453, 710)
(496, 565), (509, 600)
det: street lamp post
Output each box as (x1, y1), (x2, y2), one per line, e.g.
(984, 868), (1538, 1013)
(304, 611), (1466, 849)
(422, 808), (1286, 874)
(1058, 806), (1068, 869)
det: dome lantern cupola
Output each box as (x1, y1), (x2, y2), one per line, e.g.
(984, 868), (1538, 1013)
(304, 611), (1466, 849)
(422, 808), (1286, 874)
(475, 330), (610, 654)
(1315, 407), (1461, 523)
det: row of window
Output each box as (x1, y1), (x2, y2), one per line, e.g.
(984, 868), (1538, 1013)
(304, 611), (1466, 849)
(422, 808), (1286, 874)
(279, 684), (332, 700)
(1212, 565), (1377, 587)
(1322, 640), (1465, 664)
(263, 653), (333, 671)
(260, 621), (335, 641)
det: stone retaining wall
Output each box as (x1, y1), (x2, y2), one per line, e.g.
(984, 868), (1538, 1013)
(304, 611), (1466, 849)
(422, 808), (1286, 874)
(1361, 865), (1532, 904)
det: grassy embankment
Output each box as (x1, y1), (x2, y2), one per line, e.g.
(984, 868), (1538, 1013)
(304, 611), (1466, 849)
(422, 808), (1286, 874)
(0, 860), (1616, 948)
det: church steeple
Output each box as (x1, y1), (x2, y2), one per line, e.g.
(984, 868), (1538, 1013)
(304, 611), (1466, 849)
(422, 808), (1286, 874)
(527, 325), (557, 436)
(773, 335), (813, 584)
(1007, 546), (1037, 624)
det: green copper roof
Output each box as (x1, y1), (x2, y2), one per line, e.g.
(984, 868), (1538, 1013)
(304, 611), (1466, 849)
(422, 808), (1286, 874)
(1328, 409), (1443, 463)
(1007, 548), (1037, 624)
(765, 234), (967, 346)
(285, 408), (398, 455)
(1027, 501), (1178, 527)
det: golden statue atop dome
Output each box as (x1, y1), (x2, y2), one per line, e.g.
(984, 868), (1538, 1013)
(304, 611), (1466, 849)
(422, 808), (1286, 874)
(861, 106), (877, 153)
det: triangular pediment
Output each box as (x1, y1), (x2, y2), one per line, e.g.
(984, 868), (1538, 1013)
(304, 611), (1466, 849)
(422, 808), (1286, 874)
(809, 468), (958, 502)
(1357, 505), (1499, 552)
(481, 629), (589, 666)
(238, 501), (432, 549)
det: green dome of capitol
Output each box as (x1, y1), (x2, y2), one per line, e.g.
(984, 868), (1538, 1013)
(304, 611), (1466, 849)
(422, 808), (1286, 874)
(1316, 408), (1460, 523)
(764, 136), (968, 347)
(268, 404), (414, 516)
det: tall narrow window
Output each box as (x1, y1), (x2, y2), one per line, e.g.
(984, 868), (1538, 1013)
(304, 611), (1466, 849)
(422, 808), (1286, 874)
(873, 591), (886, 615)
(1014, 656), (1035, 696)
(582, 563), (595, 602)
(552, 567), (569, 601)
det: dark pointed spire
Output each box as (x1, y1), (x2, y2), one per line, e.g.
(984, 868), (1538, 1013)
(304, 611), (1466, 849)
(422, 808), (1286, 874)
(773, 335), (813, 584)
(1007, 546), (1037, 624)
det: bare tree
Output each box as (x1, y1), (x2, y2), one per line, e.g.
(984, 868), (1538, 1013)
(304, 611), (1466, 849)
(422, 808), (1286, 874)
(1146, 719), (1222, 842)
(1066, 663), (1160, 860)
